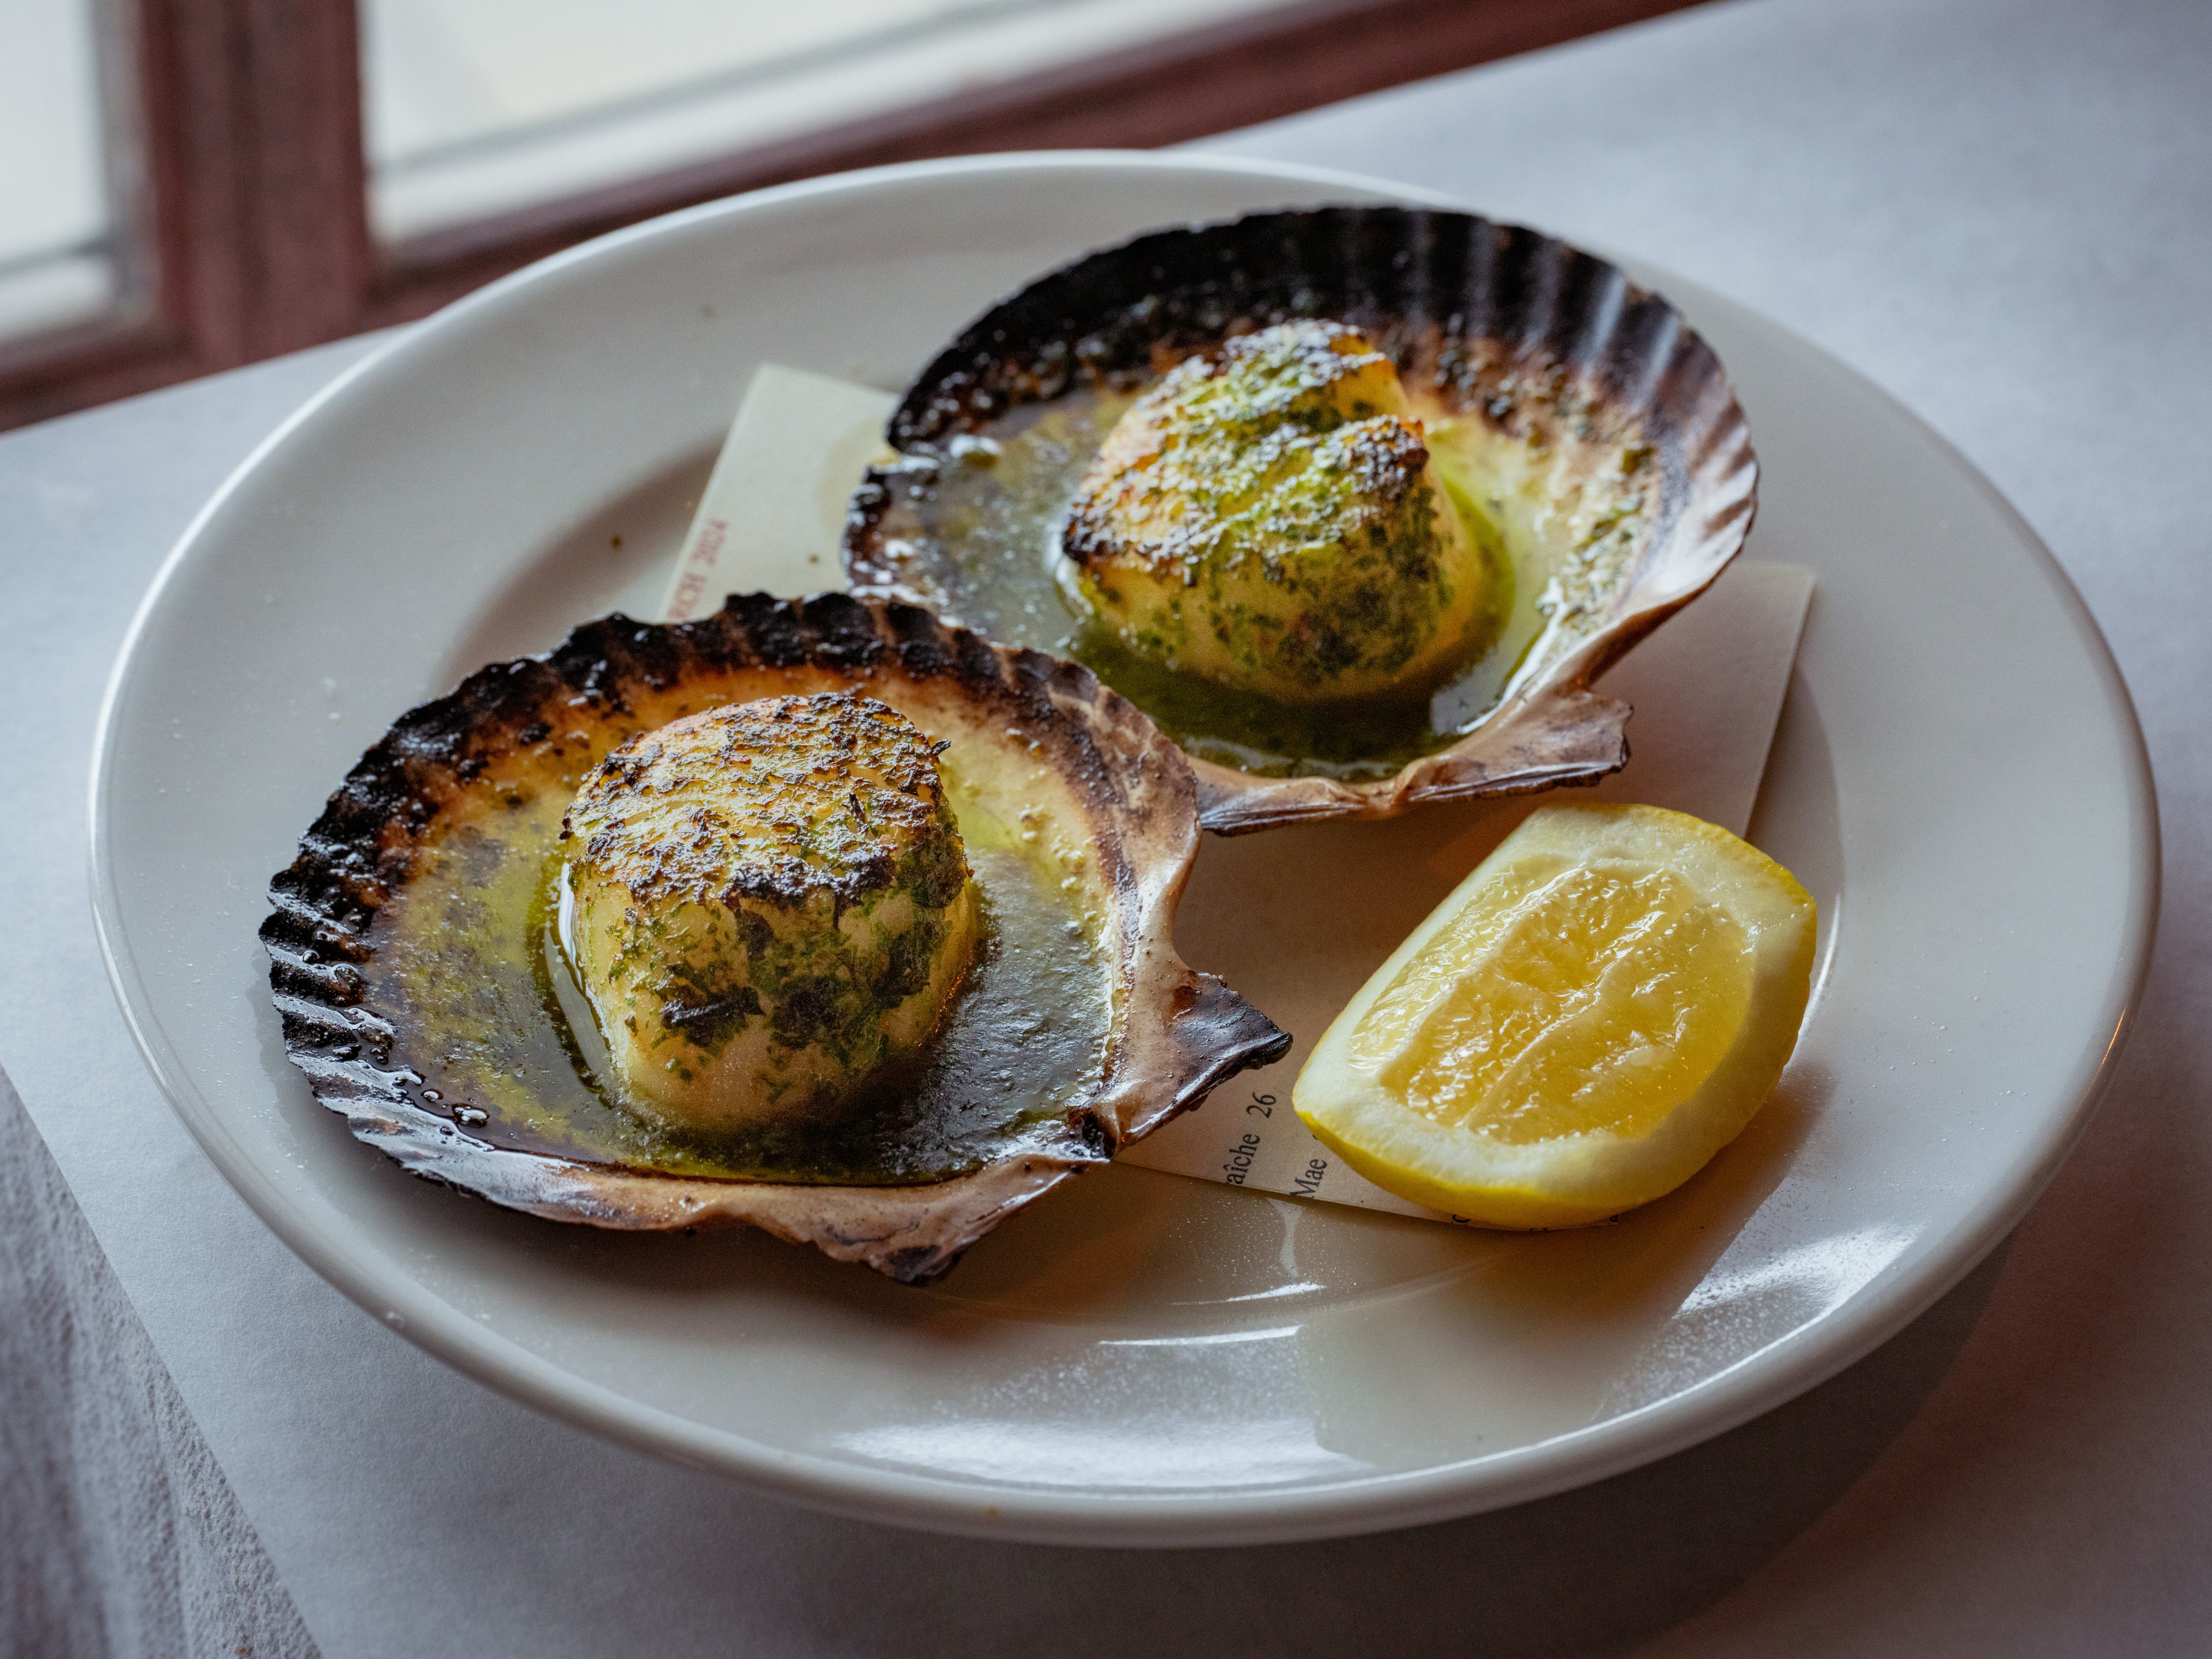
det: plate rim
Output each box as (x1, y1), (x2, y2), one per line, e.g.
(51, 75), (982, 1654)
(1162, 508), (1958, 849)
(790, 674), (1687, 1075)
(87, 149), (2161, 1547)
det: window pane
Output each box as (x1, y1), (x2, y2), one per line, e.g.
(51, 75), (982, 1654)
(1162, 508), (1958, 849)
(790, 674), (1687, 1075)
(0, 0), (119, 341)
(363, 0), (1294, 245)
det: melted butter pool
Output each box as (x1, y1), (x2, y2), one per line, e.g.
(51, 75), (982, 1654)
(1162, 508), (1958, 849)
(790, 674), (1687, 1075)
(369, 776), (1111, 1185)
(885, 387), (1646, 782)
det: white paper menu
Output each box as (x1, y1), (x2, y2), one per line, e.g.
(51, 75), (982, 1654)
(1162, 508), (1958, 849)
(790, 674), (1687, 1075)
(661, 363), (897, 619)
(661, 365), (1816, 1226)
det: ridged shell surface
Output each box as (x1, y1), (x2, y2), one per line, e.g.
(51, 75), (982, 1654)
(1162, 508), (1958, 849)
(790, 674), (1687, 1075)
(844, 207), (1758, 833)
(260, 594), (1287, 1283)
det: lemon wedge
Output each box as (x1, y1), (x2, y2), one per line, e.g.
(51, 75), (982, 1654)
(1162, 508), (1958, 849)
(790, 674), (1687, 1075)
(1293, 804), (1816, 1228)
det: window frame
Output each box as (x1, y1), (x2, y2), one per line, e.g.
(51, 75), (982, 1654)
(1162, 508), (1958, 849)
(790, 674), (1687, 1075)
(0, 0), (1699, 430)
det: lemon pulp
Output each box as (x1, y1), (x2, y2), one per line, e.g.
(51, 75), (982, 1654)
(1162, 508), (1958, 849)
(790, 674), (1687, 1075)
(1294, 804), (1815, 1228)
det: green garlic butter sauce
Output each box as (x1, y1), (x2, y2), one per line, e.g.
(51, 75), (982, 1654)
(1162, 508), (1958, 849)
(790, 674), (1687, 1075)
(900, 389), (1642, 782)
(369, 767), (1110, 1185)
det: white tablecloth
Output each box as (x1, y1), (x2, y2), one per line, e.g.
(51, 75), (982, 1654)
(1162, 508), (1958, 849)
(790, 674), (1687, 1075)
(0, 1067), (317, 1658)
(4, 0), (2209, 1652)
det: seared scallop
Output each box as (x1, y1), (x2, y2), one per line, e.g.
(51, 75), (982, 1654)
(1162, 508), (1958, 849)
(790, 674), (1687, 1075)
(562, 692), (980, 1132)
(1060, 321), (1487, 704)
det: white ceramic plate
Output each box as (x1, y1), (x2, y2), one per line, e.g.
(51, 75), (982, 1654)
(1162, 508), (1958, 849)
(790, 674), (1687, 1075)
(91, 154), (2156, 1547)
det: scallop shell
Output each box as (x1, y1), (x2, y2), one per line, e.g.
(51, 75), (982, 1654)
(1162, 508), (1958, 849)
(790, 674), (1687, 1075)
(260, 594), (1287, 1284)
(844, 206), (1758, 835)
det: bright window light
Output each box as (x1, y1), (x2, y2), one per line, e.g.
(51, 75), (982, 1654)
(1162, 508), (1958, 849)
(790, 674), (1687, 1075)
(362, 0), (1294, 245)
(0, 0), (117, 342)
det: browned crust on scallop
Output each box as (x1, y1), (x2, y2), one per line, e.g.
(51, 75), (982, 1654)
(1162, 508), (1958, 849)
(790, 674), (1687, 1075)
(260, 594), (1288, 1283)
(842, 206), (1758, 834)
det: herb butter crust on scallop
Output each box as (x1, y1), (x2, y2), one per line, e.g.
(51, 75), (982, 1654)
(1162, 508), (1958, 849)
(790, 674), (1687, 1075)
(562, 694), (983, 1132)
(844, 206), (1759, 835)
(260, 594), (1289, 1285)
(1060, 320), (1488, 705)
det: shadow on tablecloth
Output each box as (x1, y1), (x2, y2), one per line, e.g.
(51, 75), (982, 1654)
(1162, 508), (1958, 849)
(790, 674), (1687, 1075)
(0, 1066), (321, 1659)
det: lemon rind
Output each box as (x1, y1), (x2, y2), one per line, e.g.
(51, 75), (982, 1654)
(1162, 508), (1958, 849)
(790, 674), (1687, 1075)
(1292, 804), (1815, 1228)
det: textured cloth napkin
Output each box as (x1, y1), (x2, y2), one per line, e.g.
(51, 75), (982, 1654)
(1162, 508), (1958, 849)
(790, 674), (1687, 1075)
(0, 1067), (319, 1659)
